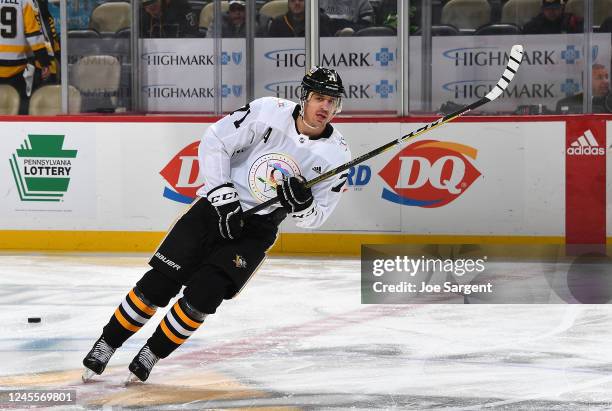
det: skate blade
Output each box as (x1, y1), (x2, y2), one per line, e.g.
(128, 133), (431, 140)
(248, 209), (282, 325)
(125, 372), (142, 385)
(82, 368), (96, 383)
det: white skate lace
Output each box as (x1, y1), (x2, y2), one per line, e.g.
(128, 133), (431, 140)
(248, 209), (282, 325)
(138, 346), (159, 370)
(91, 337), (115, 363)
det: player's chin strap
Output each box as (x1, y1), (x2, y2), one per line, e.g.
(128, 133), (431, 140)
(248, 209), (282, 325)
(299, 112), (319, 130)
(244, 44), (525, 218)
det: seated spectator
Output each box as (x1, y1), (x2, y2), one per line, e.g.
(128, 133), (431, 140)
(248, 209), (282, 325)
(522, 0), (582, 34)
(268, 0), (331, 37)
(556, 64), (610, 113)
(141, 0), (199, 38)
(319, 0), (375, 33)
(207, 0), (250, 38)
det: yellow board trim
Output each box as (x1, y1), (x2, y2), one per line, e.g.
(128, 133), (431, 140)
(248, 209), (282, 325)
(0, 230), (609, 255)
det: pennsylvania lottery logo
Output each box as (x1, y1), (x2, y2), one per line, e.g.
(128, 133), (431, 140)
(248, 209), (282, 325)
(160, 141), (203, 204)
(9, 135), (77, 202)
(379, 140), (481, 208)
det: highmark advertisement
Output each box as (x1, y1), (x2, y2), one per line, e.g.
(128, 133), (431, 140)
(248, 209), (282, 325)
(141, 35), (610, 114)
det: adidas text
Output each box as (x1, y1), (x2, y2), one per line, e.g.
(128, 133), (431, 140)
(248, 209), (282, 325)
(567, 146), (605, 156)
(567, 130), (605, 156)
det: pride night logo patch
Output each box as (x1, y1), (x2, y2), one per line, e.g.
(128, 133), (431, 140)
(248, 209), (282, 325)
(379, 140), (481, 208)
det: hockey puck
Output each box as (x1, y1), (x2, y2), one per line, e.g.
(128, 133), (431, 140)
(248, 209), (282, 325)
(27, 317), (41, 323)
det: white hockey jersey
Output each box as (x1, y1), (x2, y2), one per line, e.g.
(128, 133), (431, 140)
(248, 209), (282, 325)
(197, 97), (351, 229)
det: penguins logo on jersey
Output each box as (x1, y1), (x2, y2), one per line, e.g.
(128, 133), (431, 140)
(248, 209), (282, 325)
(248, 153), (301, 203)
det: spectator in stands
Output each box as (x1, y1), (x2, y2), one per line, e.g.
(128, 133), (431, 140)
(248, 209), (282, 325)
(140, 0), (199, 38)
(319, 0), (374, 34)
(522, 0), (583, 34)
(207, 0), (249, 38)
(268, 0), (331, 37)
(556, 64), (610, 113)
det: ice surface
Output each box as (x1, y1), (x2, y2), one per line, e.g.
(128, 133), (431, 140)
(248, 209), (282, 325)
(0, 253), (611, 410)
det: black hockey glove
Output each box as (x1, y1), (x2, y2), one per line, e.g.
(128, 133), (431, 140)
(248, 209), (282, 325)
(276, 175), (313, 213)
(207, 183), (243, 240)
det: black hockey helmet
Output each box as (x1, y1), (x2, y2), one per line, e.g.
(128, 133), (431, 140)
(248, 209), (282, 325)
(300, 66), (344, 115)
(300, 66), (344, 99)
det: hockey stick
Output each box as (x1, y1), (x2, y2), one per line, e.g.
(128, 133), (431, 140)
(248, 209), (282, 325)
(245, 44), (524, 217)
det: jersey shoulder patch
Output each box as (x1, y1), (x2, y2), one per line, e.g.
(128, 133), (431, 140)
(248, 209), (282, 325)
(252, 97), (297, 129)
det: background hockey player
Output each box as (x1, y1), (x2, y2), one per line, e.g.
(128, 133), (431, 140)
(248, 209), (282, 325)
(82, 66), (351, 383)
(0, 0), (52, 113)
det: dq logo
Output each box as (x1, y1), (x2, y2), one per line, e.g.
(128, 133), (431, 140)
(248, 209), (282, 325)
(378, 140), (481, 208)
(160, 141), (203, 204)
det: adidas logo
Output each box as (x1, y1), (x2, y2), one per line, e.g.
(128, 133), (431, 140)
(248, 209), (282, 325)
(312, 166), (322, 174)
(567, 129), (605, 156)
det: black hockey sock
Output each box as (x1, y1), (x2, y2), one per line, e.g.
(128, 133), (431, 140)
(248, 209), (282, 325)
(101, 287), (157, 348)
(146, 298), (206, 359)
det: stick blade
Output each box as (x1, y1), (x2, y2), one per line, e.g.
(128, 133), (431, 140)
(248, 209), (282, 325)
(485, 44), (524, 102)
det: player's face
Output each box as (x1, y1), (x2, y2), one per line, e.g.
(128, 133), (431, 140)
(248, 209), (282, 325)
(592, 67), (610, 97)
(304, 92), (338, 128)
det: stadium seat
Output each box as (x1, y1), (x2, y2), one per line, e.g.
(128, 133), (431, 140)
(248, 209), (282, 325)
(89, 2), (131, 34)
(72, 55), (121, 112)
(259, 0), (287, 19)
(354, 26), (396, 36)
(441, 0), (491, 30)
(414, 24), (460, 36)
(500, 0), (542, 28)
(475, 23), (522, 35)
(565, 0), (612, 26)
(199, 1), (229, 30)
(67, 29), (101, 38)
(28, 85), (82, 115)
(115, 27), (131, 38)
(0, 85), (20, 115)
(333, 27), (353, 36)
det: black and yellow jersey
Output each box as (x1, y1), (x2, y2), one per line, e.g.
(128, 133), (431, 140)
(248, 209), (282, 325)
(0, 0), (51, 78)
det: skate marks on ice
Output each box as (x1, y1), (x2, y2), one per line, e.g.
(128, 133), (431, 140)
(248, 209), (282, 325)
(2, 255), (612, 409)
(0, 305), (416, 410)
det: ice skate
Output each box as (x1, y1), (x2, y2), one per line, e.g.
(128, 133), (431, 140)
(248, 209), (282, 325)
(82, 336), (116, 381)
(127, 345), (159, 382)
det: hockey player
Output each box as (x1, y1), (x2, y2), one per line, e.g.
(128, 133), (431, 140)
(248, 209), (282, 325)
(0, 0), (52, 113)
(82, 66), (351, 383)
